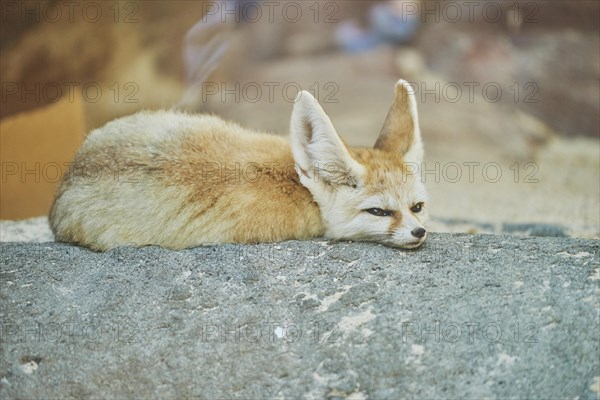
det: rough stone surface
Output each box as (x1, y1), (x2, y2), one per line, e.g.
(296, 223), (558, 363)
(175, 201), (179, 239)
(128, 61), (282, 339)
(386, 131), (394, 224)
(1, 234), (599, 399)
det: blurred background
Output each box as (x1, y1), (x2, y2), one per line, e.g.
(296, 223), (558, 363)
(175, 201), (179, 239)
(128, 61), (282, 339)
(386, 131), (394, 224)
(1, 0), (598, 240)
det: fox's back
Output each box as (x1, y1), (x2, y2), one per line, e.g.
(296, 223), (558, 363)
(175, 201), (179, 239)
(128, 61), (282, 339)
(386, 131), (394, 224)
(72, 111), (290, 170)
(49, 110), (323, 250)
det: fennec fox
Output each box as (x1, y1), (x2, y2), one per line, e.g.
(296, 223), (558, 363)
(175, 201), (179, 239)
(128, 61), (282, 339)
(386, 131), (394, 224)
(50, 80), (428, 251)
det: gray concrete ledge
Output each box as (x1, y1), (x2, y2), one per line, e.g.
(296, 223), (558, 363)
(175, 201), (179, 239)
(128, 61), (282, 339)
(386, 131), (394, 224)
(1, 234), (599, 399)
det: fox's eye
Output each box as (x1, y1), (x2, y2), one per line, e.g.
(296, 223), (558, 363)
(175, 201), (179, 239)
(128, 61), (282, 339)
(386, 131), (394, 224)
(365, 208), (393, 217)
(411, 202), (424, 213)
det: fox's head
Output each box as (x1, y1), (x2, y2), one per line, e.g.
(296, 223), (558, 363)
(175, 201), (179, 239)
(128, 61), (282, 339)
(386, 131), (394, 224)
(290, 79), (428, 249)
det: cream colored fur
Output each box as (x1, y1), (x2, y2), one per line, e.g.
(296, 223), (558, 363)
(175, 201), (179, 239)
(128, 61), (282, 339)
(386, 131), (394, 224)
(50, 80), (428, 251)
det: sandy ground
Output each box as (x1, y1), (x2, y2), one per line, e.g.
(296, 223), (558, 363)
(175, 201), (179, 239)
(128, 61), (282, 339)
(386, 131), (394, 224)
(426, 136), (599, 238)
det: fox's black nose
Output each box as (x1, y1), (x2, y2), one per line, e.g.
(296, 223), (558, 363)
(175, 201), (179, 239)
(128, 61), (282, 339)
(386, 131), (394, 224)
(411, 227), (426, 238)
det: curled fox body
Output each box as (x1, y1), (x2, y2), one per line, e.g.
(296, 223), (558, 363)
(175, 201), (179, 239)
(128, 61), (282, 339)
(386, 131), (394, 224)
(50, 80), (428, 251)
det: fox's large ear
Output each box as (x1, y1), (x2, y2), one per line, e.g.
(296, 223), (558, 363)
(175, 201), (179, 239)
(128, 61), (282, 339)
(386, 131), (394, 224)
(290, 91), (364, 187)
(374, 80), (423, 164)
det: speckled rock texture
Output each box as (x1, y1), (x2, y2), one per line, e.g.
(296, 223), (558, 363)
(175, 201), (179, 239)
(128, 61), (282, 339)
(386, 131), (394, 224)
(1, 234), (599, 399)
